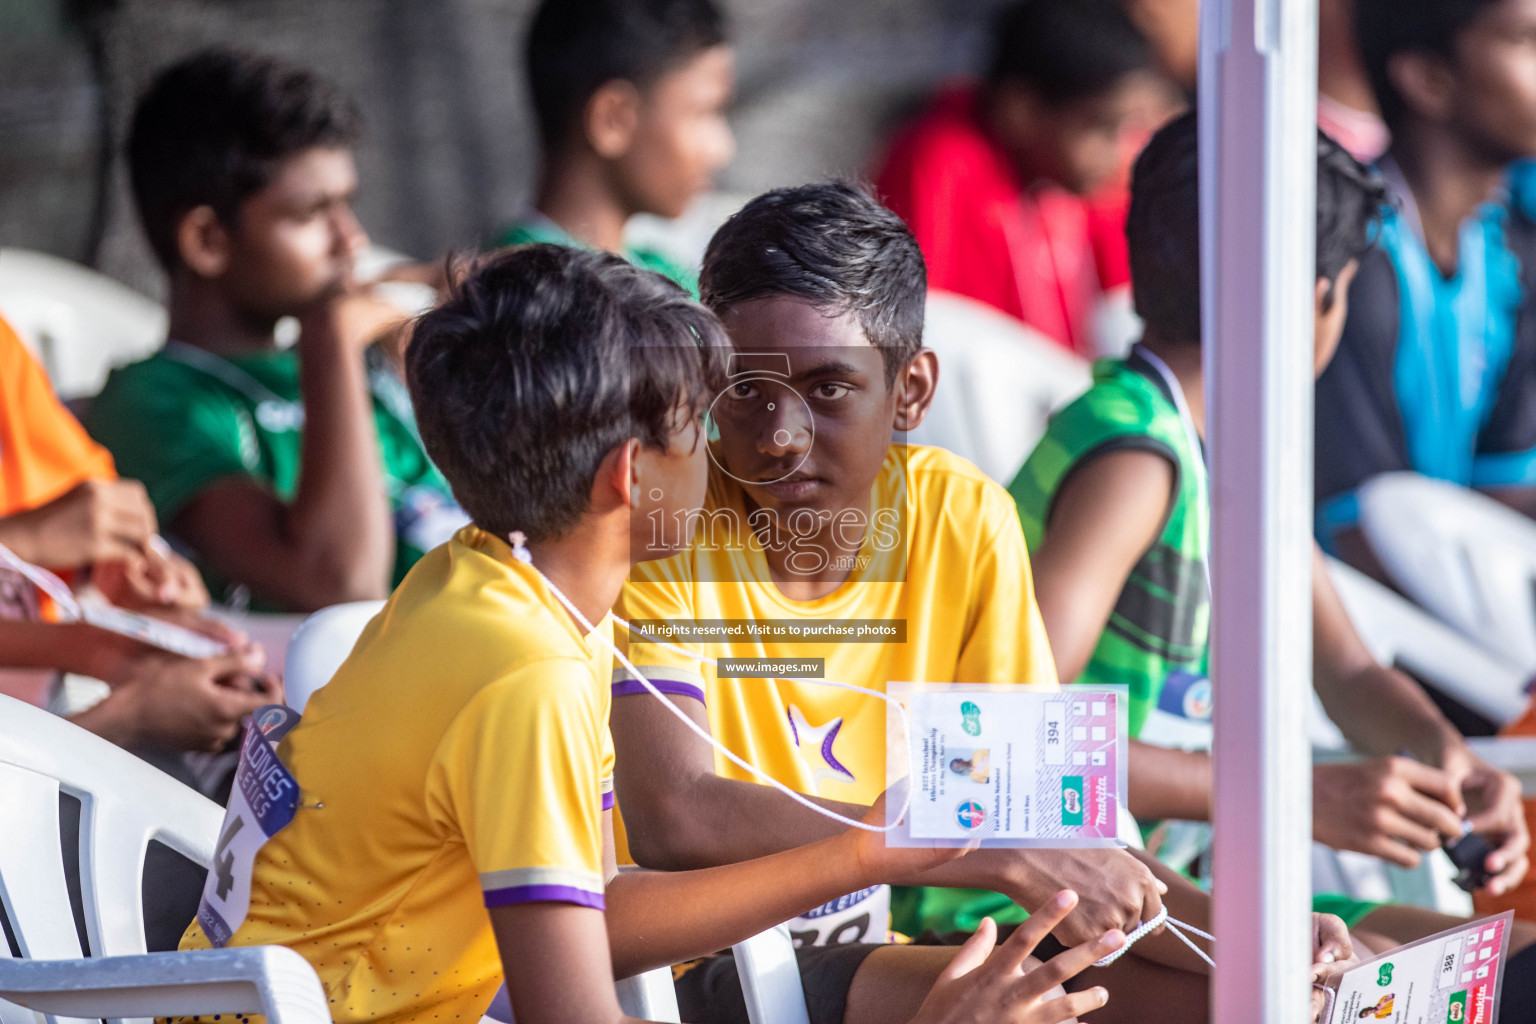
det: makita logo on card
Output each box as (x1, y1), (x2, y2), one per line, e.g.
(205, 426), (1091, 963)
(1471, 985), (1489, 1024)
(1088, 775), (1109, 828)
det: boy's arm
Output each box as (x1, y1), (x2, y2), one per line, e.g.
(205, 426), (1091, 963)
(170, 293), (401, 611)
(604, 799), (958, 979)
(1311, 545), (1529, 892)
(1311, 544), (1463, 763)
(1026, 449), (1173, 686)
(489, 902), (637, 1024)
(611, 688), (1170, 950)
(0, 480), (157, 569)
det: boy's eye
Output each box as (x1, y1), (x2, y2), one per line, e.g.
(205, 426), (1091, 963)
(812, 382), (852, 400)
(728, 381), (759, 400)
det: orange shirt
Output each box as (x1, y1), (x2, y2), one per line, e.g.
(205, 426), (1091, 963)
(0, 315), (116, 516)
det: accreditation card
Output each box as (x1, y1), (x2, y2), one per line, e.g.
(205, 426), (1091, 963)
(885, 682), (1127, 848)
(1321, 912), (1512, 1024)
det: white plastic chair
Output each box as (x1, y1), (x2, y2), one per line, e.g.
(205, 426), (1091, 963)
(909, 291), (1092, 485)
(1324, 556), (1532, 728)
(1358, 472), (1536, 668)
(281, 601), (386, 712)
(0, 249), (167, 401)
(0, 694), (330, 1024)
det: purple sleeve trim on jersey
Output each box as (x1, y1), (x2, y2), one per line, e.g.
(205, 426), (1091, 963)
(602, 790), (615, 811)
(484, 884), (606, 911)
(611, 678), (705, 704)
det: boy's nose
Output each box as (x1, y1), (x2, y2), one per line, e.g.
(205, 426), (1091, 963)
(757, 398), (812, 457)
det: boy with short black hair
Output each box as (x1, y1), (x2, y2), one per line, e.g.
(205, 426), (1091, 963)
(1013, 111), (1535, 961)
(498, 0), (735, 291)
(1316, 0), (1536, 564)
(175, 243), (1124, 1024)
(611, 182), (1225, 1024)
(872, 0), (1162, 354)
(86, 48), (465, 613)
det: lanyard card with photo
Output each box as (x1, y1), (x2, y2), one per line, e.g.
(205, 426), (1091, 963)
(1320, 911), (1512, 1024)
(884, 682), (1128, 848)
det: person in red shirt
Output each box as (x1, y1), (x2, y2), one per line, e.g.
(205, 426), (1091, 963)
(872, 0), (1164, 356)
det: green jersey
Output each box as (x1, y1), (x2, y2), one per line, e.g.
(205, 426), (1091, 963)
(496, 214), (699, 295)
(85, 342), (466, 611)
(1010, 349), (1211, 745)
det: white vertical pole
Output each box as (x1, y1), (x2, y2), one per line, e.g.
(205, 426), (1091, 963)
(1199, 0), (1318, 1022)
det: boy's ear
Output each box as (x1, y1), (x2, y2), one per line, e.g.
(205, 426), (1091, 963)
(583, 79), (643, 160)
(622, 438), (644, 508)
(591, 438), (643, 514)
(1387, 51), (1455, 124)
(176, 205), (233, 280)
(1314, 275), (1335, 317)
(892, 349), (940, 434)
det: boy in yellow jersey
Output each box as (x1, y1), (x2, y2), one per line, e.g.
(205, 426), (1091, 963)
(173, 244), (1128, 1024)
(611, 183), (1230, 1024)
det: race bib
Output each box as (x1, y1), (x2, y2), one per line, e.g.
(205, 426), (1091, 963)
(788, 885), (891, 947)
(196, 705), (301, 946)
(886, 683), (1127, 848)
(1320, 912), (1512, 1024)
(1138, 671), (1213, 753)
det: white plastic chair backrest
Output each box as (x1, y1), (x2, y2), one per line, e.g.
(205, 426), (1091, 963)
(0, 249), (167, 400)
(281, 601), (386, 712)
(1358, 472), (1536, 667)
(908, 291), (1091, 485)
(730, 925), (810, 1024)
(614, 966), (682, 1021)
(0, 695), (223, 1023)
(1324, 556), (1531, 728)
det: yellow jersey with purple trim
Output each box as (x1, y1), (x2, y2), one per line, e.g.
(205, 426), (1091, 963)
(615, 444), (1058, 808)
(176, 526), (614, 1024)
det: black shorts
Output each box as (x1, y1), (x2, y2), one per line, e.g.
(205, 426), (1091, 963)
(673, 943), (882, 1024)
(672, 928), (1085, 1024)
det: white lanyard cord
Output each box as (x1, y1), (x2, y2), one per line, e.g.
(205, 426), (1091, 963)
(507, 532), (911, 833)
(0, 541), (83, 618)
(1093, 907), (1215, 968)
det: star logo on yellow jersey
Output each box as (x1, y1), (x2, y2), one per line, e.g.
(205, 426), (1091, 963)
(787, 704), (856, 789)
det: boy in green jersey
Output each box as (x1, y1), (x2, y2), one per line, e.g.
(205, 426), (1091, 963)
(496, 0), (736, 293)
(86, 49), (465, 612)
(1011, 110), (1534, 953)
